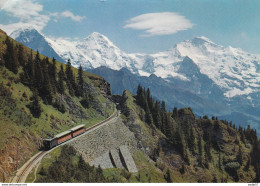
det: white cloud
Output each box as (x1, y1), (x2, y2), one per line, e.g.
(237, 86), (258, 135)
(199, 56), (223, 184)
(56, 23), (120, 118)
(2, 0), (43, 20)
(124, 12), (194, 37)
(0, 0), (8, 9)
(60, 11), (86, 22)
(0, 0), (86, 34)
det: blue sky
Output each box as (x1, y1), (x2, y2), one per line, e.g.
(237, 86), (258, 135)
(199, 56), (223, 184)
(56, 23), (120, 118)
(0, 0), (260, 54)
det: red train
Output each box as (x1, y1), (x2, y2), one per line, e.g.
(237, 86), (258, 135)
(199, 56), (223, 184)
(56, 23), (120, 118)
(43, 124), (86, 150)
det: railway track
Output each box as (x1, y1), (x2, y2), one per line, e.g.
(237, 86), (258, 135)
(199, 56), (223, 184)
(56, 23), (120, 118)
(12, 110), (119, 183)
(12, 151), (47, 183)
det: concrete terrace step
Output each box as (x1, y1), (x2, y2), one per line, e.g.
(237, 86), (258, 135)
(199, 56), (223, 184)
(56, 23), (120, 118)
(119, 145), (138, 173)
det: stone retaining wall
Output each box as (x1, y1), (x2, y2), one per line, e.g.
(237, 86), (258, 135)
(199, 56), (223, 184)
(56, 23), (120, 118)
(68, 116), (137, 163)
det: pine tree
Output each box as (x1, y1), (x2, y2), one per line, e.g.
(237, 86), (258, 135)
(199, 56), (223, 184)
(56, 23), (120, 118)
(65, 59), (75, 96)
(172, 107), (178, 119)
(145, 109), (153, 125)
(188, 127), (195, 153)
(198, 135), (203, 167)
(136, 84), (143, 106)
(18, 44), (25, 67)
(77, 65), (84, 96)
(58, 65), (65, 95)
(218, 152), (222, 171)
(147, 88), (153, 109)
(237, 145), (243, 165)
(4, 38), (19, 74)
(161, 101), (166, 112)
(41, 58), (53, 104)
(204, 141), (212, 162)
(51, 57), (57, 81)
(27, 90), (42, 118)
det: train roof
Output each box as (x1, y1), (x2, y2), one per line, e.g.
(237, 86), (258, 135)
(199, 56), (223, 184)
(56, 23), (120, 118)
(43, 138), (55, 141)
(54, 130), (71, 138)
(69, 124), (85, 131)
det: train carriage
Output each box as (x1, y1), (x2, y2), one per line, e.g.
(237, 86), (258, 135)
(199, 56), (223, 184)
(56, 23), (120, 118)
(55, 130), (72, 145)
(42, 123), (89, 150)
(69, 124), (86, 137)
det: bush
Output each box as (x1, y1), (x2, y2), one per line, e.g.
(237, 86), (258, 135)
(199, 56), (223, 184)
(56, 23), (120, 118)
(53, 101), (66, 113)
(225, 161), (240, 179)
(120, 169), (131, 180)
(80, 95), (90, 109)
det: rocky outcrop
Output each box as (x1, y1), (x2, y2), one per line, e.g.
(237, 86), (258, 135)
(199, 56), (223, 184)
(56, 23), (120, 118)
(55, 94), (87, 119)
(88, 76), (112, 97)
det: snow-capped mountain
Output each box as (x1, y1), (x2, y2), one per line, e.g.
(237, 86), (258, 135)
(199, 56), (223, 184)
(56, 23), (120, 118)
(10, 27), (65, 63)
(151, 36), (260, 98)
(9, 27), (260, 134)
(46, 32), (141, 74)
(10, 27), (259, 99)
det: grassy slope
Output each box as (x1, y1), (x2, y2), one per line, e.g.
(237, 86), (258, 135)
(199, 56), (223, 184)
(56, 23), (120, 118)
(120, 90), (256, 183)
(0, 29), (115, 182)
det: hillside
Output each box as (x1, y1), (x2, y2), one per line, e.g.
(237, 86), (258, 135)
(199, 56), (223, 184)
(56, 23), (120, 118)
(0, 29), (115, 182)
(116, 87), (259, 182)
(33, 86), (260, 183)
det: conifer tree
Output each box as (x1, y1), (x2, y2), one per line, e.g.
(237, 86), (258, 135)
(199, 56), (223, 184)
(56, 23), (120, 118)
(51, 57), (57, 81)
(237, 145), (243, 165)
(27, 90), (42, 118)
(204, 140), (212, 162)
(18, 44), (25, 66)
(65, 59), (75, 96)
(172, 107), (178, 119)
(188, 127), (195, 153)
(4, 38), (19, 74)
(161, 101), (166, 112)
(147, 88), (153, 109)
(136, 84), (143, 106)
(41, 58), (53, 104)
(145, 109), (153, 125)
(198, 136), (203, 167)
(218, 152), (222, 170)
(58, 65), (65, 95)
(77, 65), (84, 96)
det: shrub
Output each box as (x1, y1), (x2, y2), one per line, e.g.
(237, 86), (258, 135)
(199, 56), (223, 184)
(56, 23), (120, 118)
(80, 95), (90, 109)
(53, 101), (66, 113)
(224, 161), (240, 178)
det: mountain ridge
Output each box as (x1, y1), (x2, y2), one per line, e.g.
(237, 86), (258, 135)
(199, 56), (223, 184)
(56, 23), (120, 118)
(10, 27), (260, 98)
(10, 27), (260, 135)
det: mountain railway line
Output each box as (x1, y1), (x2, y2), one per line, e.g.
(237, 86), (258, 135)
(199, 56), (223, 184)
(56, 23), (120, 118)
(11, 110), (119, 183)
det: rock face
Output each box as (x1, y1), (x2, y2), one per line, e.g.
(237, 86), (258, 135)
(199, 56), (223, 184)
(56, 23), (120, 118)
(55, 94), (87, 120)
(68, 116), (137, 163)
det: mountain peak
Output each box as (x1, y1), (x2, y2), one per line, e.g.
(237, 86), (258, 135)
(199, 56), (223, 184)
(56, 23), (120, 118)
(85, 32), (110, 42)
(191, 36), (215, 45)
(10, 26), (40, 39)
(80, 32), (119, 51)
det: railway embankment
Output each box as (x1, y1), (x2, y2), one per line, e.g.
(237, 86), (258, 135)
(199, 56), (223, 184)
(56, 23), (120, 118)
(69, 116), (137, 166)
